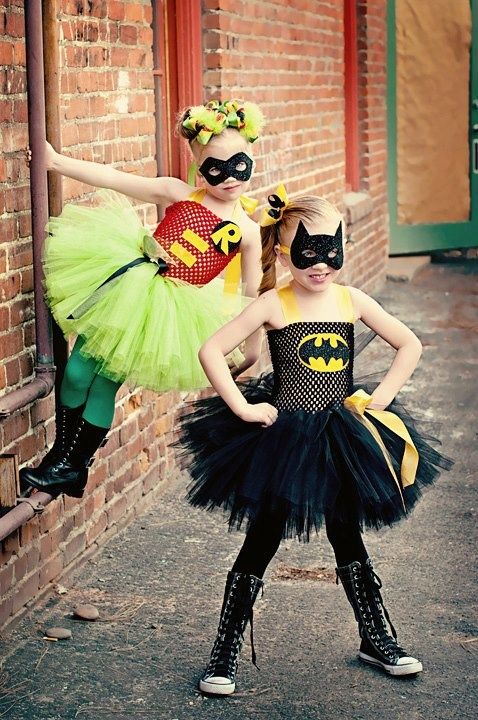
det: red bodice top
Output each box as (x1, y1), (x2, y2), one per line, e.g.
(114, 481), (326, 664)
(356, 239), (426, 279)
(153, 200), (242, 286)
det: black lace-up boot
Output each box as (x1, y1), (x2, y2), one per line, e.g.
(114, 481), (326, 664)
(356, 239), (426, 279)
(37, 405), (85, 471)
(20, 418), (108, 498)
(199, 571), (264, 695)
(336, 559), (423, 676)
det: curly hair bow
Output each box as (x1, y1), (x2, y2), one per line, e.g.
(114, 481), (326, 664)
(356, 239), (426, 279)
(182, 100), (264, 146)
(260, 184), (290, 227)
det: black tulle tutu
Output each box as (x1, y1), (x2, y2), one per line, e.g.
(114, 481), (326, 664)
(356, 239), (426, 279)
(177, 373), (453, 541)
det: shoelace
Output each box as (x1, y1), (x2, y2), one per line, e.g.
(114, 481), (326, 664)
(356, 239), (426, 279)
(363, 563), (398, 640)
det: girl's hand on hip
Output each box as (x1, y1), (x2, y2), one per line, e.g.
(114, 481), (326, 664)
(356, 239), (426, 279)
(237, 402), (278, 426)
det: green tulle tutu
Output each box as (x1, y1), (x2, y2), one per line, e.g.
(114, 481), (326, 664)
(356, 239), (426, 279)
(43, 190), (245, 392)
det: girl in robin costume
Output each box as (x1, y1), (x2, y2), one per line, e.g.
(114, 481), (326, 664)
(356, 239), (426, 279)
(177, 187), (452, 695)
(20, 99), (265, 500)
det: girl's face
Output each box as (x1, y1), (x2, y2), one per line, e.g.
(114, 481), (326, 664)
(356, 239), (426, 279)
(193, 131), (254, 202)
(276, 217), (345, 293)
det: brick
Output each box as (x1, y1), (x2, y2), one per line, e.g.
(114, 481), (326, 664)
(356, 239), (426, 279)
(108, 1), (126, 21)
(13, 552), (28, 583)
(39, 554), (63, 588)
(19, 515), (40, 548)
(0, 594), (14, 628)
(2, 529), (20, 556)
(62, 530), (86, 567)
(0, 562), (14, 595)
(0, 40), (14, 65)
(11, 570), (40, 615)
(119, 24), (138, 45)
(106, 494), (127, 526)
(86, 510), (107, 545)
(2, 407), (29, 445)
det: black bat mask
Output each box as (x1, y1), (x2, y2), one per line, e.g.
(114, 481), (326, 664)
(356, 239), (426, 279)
(199, 152), (253, 186)
(290, 221), (344, 270)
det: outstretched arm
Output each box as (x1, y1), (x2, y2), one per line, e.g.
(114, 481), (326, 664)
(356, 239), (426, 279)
(199, 292), (278, 426)
(45, 142), (191, 205)
(351, 288), (422, 409)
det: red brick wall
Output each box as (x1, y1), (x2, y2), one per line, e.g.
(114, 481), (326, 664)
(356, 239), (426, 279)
(1, 0), (389, 630)
(0, 0), (181, 631)
(202, 0), (389, 291)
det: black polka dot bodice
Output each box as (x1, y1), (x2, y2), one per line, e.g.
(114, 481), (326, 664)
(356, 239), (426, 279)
(267, 322), (355, 412)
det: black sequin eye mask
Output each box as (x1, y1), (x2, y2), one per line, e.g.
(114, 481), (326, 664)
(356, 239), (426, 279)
(198, 152), (253, 186)
(287, 220), (344, 270)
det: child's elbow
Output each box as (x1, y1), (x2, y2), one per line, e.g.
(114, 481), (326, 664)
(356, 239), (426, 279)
(198, 342), (209, 363)
(411, 334), (422, 358)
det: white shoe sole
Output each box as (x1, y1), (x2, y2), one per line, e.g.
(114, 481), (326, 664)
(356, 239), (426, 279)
(199, 678), (235, 695)
(359, 651), (423, 676)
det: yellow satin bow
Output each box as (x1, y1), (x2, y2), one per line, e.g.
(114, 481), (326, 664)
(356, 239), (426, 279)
(344, 389), (419, 500)
(260, 183), (289, 227)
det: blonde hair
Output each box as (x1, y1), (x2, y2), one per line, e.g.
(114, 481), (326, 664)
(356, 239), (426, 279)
(259, 196), (343, 295)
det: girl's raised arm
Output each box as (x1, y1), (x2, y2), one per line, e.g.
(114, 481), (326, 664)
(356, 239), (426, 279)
(199, 292), (278, 426)
(46, 142), (190, 205)
(232, 223), (263, 375)
(351, 288), (422, 409)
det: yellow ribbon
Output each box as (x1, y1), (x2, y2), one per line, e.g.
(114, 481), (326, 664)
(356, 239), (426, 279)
(344, 389), (419, 493)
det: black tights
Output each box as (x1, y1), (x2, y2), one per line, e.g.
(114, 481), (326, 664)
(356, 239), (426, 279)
(231, 509), (368, 579)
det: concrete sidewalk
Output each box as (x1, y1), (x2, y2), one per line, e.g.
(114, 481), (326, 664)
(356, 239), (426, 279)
(0, 261), (477, 720)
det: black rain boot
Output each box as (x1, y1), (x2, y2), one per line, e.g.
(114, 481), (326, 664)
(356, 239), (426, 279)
(199, 571), (264, 696)
(20, 418), (108, 499)
(336, 559), (423, 676)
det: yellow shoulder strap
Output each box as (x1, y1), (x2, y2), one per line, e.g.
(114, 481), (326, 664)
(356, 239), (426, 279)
(239, 195), (258, 215)
(223, 253), (242, 297)
(277, 284), (301, 324)
(188, 188), (207, 203)
(334, 284), (356, 323)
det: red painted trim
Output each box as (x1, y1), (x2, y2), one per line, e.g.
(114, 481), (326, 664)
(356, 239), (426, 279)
(344, 0), (360, 191)
(166, 0), (180, 178)
(152, 0), (169, 177)
(173, 0), (204, 180)
(152, 0), (203, 180)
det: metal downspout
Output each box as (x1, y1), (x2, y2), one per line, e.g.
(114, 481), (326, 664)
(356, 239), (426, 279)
(0, 0), (65, 539)
(0, 0), (55, 417)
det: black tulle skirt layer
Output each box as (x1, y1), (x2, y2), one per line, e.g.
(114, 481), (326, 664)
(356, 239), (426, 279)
(177, 374), (453, 540)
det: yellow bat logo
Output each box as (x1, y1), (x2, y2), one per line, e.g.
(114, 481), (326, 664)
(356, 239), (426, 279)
(297, 332), (350, 372)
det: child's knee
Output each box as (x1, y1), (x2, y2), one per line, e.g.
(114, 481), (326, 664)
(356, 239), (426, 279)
(62, 357), (94, 393)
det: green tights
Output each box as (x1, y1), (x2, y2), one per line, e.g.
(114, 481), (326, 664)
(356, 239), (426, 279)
(60, 337), (122, 428)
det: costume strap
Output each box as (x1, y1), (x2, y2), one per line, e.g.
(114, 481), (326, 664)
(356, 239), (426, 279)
(188, 188), (207, 203)
(334, 284), (356, 323)
(277, 284), (301, 325)
(239, 195), (258, 215)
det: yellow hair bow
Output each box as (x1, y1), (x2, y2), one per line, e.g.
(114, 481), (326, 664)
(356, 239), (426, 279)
(183, 100), (264, 146)
(260, 184), (289, 227)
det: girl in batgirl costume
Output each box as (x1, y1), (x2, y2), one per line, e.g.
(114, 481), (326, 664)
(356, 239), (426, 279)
(176, 187), (452, 695)
(20, 100), (265, 500)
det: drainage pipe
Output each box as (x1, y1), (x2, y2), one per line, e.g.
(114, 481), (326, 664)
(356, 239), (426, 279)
(0, 0), (55, 417)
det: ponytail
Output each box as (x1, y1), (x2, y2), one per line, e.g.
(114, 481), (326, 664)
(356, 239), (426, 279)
(259, 224), (280, 294)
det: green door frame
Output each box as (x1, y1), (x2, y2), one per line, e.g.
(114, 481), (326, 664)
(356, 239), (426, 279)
(387, 0), (478, 254)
